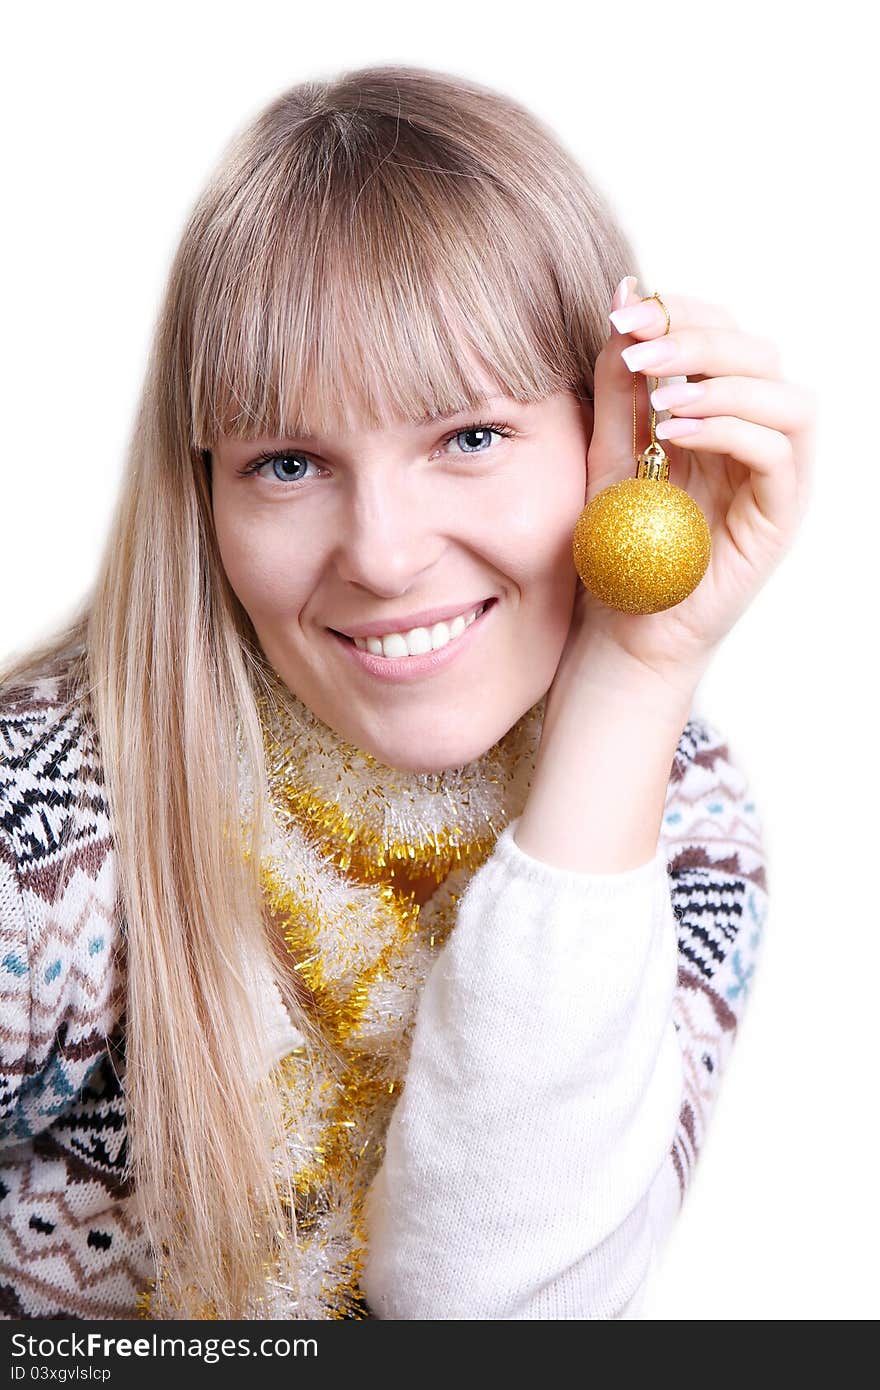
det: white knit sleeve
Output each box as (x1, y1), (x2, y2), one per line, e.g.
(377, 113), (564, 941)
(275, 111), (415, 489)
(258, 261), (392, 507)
(360, 817), (683, 1319)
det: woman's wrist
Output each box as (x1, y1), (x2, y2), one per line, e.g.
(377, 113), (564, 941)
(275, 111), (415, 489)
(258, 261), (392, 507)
(545, 628), (710, 730)
(516, 641), (701, 875)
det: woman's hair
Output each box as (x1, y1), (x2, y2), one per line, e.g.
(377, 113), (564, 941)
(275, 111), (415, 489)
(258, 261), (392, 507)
(0, 64), (641, 1318)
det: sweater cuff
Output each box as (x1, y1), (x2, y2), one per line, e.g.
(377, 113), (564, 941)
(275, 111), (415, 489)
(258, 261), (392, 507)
(490, 815), (668, 894)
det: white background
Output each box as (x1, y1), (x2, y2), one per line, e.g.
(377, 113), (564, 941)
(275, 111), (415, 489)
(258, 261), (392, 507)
(2, 1), (875, 1319)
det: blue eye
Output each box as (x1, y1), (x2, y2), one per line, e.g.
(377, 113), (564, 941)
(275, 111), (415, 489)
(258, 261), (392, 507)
(447, 422), (515, 454)
(237, 451), (320, 484)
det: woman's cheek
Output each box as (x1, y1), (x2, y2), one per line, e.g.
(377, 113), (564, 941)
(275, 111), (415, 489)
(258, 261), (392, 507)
(214, 511), (305, 624)
(493, 457), (584, 578)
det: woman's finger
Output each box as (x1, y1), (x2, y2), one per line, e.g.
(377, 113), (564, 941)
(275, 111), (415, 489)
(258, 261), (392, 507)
(589, 280), (683, 489)
(591, 285), (744, 491)
(650, 375), (816, 438)
(609, 292), (739, 337)
(620, 326), (785, 382)
(652, 414), (800, 535)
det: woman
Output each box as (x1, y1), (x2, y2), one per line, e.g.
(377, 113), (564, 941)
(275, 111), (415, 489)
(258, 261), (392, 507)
(0, 64), (813, 1320)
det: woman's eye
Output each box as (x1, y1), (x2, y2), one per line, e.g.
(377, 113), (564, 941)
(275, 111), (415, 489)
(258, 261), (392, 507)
(241, 451), (319, 485)
(446, 425), (508, 455)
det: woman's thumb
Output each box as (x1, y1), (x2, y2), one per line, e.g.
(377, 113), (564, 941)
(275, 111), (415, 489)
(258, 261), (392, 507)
(586, 274), (643, 496)
(611, 274), (639, 314)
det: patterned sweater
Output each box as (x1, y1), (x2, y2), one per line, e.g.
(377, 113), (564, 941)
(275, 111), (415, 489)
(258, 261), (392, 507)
(0, 671), (768, 1320)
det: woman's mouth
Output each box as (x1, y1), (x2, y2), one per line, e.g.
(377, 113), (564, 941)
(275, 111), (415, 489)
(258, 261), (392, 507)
(327, 597), (499, 684)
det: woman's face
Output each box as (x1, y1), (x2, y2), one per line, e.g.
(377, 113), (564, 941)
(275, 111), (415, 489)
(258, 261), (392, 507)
(210, 378), (593, 772)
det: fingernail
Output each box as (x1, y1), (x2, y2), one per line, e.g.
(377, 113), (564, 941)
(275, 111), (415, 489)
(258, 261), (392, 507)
(609, 300), (664, 334)
(610, 274), (638, 314)
(650, 381), (705, 409)
(621, 338), (677, 371)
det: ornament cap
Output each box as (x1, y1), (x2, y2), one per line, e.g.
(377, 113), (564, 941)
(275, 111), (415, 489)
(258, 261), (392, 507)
(636, 442), (670, 482)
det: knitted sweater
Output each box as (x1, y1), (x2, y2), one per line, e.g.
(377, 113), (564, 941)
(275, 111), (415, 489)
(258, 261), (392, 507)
(0, 670), (768, 1320)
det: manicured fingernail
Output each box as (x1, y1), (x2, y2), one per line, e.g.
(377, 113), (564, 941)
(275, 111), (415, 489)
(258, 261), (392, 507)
(610, 274), (638, 313)
(621, 338), (677, 371)
(655, 416), (702, 438)
(609, 300), (664, 333)
(650, 381), (705, 409)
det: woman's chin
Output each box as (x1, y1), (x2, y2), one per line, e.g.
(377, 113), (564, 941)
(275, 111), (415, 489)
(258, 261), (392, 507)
(354, 732), (497, 776)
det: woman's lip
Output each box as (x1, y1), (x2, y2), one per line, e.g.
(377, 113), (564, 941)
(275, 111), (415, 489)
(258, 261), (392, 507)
(329, 596), (496, 641)
(328, 597), (498, 683)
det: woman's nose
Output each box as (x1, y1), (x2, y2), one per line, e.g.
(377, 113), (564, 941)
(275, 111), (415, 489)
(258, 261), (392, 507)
(331, 476), (445, 593)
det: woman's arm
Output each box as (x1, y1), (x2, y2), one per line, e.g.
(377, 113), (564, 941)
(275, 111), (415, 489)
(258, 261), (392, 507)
(0, 679), (155, 1320)
(514, 634), (696, 874)
(650, 714), (769, 1255)
(359, 681), (766, 1319)
(360, 652), (699, 1319)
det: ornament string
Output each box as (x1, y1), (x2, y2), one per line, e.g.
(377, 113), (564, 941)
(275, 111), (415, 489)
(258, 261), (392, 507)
(634, 290), (672, 461)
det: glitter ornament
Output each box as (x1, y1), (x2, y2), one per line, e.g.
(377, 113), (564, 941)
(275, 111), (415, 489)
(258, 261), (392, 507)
(572, 291), (711, 615)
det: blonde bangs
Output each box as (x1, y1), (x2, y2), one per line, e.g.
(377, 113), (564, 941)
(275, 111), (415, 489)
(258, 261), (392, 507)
(187, 115), (588, 450)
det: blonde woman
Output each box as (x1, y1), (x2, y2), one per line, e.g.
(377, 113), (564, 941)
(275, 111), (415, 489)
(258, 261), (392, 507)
(0, 64), (813, 1321)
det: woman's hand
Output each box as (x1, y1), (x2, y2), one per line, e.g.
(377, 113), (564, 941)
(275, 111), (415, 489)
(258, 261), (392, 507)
(555, 276), (817, 707)
(521, 276), (814, 871)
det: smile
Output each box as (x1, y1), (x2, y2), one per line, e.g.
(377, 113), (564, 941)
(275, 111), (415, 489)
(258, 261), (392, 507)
(344, 600), (492, 657)
(327, 598), (499, 684)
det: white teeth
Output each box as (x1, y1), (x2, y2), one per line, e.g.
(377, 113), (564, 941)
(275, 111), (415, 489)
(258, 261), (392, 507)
(352, 602), (489, 658)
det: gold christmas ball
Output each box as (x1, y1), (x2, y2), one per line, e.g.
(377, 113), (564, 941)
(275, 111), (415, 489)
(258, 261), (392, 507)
(572, 468), (711, 615)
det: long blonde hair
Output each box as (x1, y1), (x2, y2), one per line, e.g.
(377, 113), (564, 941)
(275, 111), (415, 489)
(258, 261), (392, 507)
(0, 63), (641, 1318)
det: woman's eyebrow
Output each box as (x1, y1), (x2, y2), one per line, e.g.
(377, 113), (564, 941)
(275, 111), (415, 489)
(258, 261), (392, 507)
(412, 396), (506, 425)
(269, 398), (511, 444)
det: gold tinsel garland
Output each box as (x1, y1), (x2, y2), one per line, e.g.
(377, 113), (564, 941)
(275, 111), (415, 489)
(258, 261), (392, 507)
(135, 674), (546, 1319)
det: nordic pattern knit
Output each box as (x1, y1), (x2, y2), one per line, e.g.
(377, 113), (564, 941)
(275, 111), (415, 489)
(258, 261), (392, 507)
(0, 671), (768, 1319)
